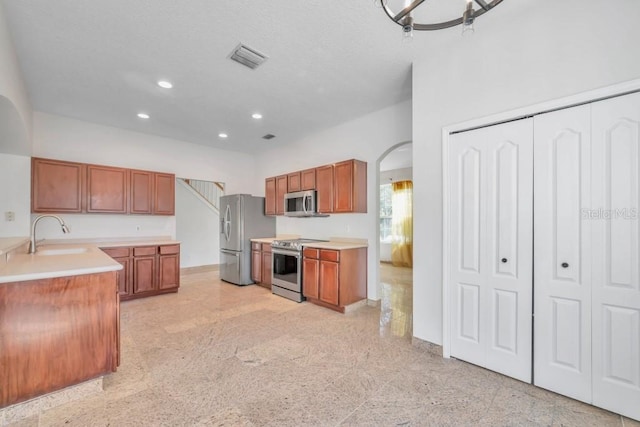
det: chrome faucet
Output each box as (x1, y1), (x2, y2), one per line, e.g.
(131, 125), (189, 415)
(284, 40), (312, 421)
(28, 214), (70, 254)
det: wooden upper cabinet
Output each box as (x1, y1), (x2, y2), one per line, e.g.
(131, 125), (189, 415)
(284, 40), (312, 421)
(301, 168), (316, 191)
(32, 157), (174, 216)
(86, 165), (129, 213)
(265, 177), (276, 215)
(275, 175), (287, 215)
(262, 158), (366, 216)
(130, 170), (153, 214)
(32, 158), (85, 213)
(315, 165), (334, 214)
(287, 172), (301, 192)
(154, 173), (175, 215)
(334, 159), (367, 213)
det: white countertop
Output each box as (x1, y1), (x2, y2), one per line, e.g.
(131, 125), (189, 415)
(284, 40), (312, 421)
(250, 234), (300, 244)
(0, 237), (30, 255)
(302, 241), (368, 250)
(250, 237), (277, 244)
(0, 243), (122, 284)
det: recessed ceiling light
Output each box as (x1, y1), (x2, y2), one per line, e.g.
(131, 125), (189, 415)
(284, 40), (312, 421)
(157, 80), (173, 89)
(252, 113), (263, 119)
(137, 113), (150, 119)
(218, 133), (228, 139)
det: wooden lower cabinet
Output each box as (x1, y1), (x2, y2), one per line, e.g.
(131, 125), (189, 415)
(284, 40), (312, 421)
(262, 249), (272, 287)
(302, 256), (319, 299)
(0, 272), (119, 408)
(251, 245), (262, 283)
(101, 244), (180, 301)
(133, 255), (156, 294)
(319, 259), (339, 305)
(302, 247), (367, 312)
(113, 257), (131, 297)
(251, 241), (273, 288)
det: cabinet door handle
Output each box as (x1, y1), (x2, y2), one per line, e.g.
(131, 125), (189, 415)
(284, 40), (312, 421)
(501, 258), (508, 263)
(561, 262), (569, 268)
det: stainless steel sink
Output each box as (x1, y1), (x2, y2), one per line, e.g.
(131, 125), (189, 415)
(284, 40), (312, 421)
(35, 247), (90, 256)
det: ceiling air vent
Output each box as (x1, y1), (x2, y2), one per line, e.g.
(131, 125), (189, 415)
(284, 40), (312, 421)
(262, 134), (276, 140)
(229, 43), (268, 70)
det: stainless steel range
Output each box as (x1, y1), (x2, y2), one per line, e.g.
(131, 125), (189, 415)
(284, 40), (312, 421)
(271, 238), (327, 302)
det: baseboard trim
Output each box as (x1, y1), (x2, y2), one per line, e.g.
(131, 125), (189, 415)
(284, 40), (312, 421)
(180, 264), (219, 274)
(412, 337), (443, 357)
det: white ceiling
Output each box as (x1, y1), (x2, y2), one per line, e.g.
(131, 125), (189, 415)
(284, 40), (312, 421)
(1, 0), (477, 153)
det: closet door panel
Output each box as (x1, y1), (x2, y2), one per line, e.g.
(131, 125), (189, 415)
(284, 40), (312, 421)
(591, 92), (640, 421)
(449, 118), (532, 382)
(485, 119), (533, 382)
(534, 104), (592, 403)
(449, 137), (487, 366)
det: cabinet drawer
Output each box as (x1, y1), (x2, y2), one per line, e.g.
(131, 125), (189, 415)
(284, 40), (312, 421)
(134, 246), (157, 256)
(251, 242), (261, 251)
(101, 247), (130, 258)
(159, 244), (180, 255)
(303, 248), (320, 259)
(320, 249), (339, 262)
(262, 243), (272, 253)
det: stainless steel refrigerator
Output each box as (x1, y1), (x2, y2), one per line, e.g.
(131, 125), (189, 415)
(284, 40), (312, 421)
(219, 194), (275, 285)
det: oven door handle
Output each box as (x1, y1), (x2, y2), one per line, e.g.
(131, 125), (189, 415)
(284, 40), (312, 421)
(272, 248), (301, 258)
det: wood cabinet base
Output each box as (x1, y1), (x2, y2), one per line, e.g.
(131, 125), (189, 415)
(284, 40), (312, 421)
(303, 247), (367, 312)
(102, 244), (180, 301)
(305, 296), (350, 313)
(0, 272), (119, 408)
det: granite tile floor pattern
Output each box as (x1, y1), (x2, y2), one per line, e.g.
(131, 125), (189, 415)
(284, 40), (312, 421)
(5, 268), (639, 426)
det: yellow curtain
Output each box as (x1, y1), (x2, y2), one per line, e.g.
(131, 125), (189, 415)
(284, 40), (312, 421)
(391, 180), (413, 268)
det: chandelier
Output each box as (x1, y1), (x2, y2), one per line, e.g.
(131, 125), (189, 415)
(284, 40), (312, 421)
(378, 0), (504, 39)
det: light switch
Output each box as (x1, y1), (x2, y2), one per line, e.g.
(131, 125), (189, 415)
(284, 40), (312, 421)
(4, 211), (15, 222)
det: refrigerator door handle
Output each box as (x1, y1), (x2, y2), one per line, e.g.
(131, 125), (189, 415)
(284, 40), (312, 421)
(221, 249), (240, 256)
(223, 205), (231, 242)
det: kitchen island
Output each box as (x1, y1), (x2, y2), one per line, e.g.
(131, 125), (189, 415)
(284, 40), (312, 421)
(0, 240), (122, 408)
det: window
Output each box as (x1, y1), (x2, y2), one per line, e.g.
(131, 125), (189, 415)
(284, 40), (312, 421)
(380, 183), (392, 242)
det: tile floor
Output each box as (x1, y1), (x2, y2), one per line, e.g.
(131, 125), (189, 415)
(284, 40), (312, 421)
(3, 268), (639, 426)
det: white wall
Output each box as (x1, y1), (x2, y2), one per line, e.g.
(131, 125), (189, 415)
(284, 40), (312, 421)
(175, 180), (219, 268)
(31, 112), (258, 243)
(412, 0), (640, 345)
(0, 153), (30, 237)
(0, 2), (31, 155)
(257, 100), (412, 300)
(32, 213), (175, 241)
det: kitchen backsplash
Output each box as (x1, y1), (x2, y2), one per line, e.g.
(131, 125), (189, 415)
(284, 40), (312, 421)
(30, 214), (175, 241)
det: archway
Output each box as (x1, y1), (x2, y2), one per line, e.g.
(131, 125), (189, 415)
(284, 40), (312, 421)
(376, 141), (413, 338)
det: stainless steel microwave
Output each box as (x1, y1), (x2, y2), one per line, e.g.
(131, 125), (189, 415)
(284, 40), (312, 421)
(284, 190), (318, 217)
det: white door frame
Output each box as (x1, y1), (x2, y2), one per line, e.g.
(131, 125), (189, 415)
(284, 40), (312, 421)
(442, 78), (640, 359)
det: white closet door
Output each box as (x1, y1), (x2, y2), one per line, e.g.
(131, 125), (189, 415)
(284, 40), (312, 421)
(450, 119), (533, 382)
(449, 128), (487, 366)
(591, 92), (640, 421)
(533, 104), (592, 402)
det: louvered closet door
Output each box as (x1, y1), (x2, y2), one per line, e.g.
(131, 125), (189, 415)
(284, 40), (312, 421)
(533, 105), (592, 402)
(449, 119), (533, 382)
(590, 92), (640, 420)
